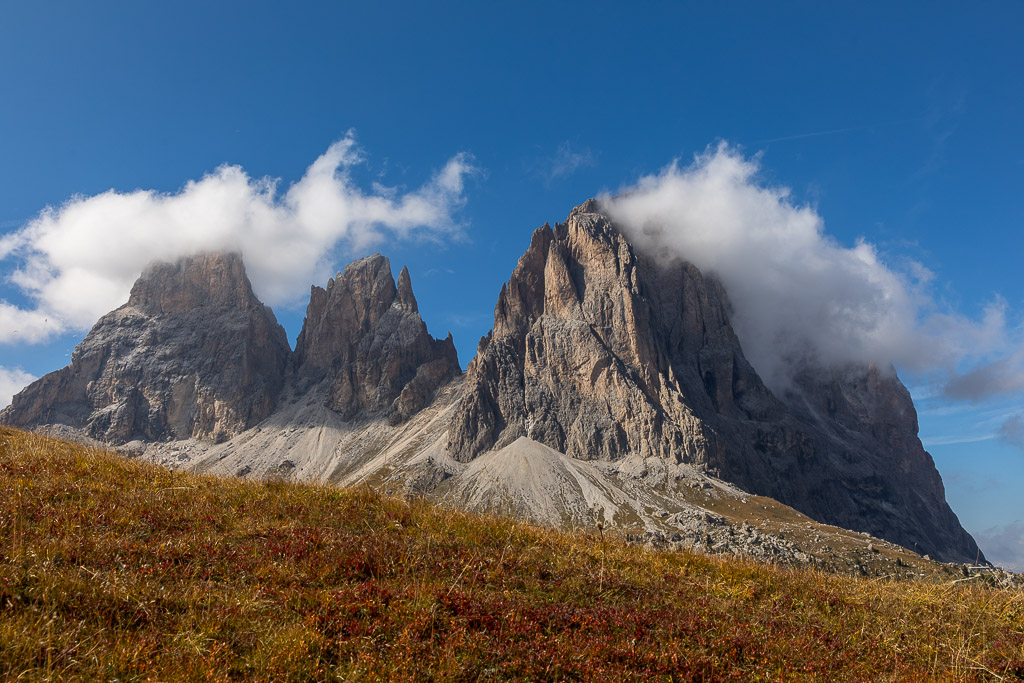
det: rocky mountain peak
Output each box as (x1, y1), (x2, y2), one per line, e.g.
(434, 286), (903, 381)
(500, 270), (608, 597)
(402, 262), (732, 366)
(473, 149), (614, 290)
(451, 203), (767, 465)
(446, 200), (981, 563)
(127, 251), (258, 315)
(2, 252), (290, 444)
(1, 208), (982, 566)
(294, 254), (460, 423)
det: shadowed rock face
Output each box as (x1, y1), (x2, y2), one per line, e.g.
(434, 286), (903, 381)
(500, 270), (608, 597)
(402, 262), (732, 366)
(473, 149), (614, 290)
(293, 254), (460, 424)
(1, 252), (291, 443)
(447, 200), (981, 563)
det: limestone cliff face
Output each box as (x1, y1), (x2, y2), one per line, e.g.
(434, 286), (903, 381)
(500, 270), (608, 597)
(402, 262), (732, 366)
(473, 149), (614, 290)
(448, 200), (776, 465)
(1, 252), (290, 443)
(293, 254), (460, 424)
(447, 200), (981, 563)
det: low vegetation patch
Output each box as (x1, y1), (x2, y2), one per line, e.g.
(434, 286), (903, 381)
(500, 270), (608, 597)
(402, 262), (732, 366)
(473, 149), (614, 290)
(1, 426), (1022, 681)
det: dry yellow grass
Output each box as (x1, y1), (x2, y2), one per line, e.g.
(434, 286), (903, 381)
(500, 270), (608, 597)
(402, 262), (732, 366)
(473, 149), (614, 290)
(1, 426), (1022, 681)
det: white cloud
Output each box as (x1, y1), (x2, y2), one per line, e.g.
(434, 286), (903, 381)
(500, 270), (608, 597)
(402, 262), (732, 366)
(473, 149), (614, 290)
(0, 366), (35, 410)
(0, 132), (475, 343)
(0, 303), (63, 344)
(600, 143), (1018, 394)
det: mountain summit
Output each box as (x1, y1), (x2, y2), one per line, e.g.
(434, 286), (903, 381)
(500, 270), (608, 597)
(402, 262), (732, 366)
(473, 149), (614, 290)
(293, 254), (460, 424)
(2, 252), (291, 443)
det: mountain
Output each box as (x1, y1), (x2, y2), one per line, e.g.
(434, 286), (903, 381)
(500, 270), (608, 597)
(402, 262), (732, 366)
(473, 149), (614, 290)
(0, 202), (982, 565)
(1, 252), (290, 443)
(1, 250), (462, 480)
(447, 200), (979, 563)
(293, 254), (460, 425)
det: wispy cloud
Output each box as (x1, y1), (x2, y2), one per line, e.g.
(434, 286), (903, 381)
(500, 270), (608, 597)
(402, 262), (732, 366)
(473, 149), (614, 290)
(0, 366), (35, 410)
(945, 347), (1024, 401)
(921, 433), (996, 447)
(918, 403), (1022, 424)
(754, 118), (920, 145)
(943, 469), (1004, 495)
(541, 142), (595, 185)
(916, 401), (1024, 451)
(447, 312), (493, 328)
(0, 132), (476, 344)
(914, 93), (966, 182)
(423, 267), (455, 277)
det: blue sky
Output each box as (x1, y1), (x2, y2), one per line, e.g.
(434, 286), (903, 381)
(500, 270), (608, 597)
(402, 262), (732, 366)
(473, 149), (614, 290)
(1, 2), (1022, 568)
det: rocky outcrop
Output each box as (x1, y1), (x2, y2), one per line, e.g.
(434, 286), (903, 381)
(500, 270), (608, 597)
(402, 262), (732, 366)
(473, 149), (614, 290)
(1, 252), (290, 443)
(293, 254), (460, 424)
(447, 200), (981, 563)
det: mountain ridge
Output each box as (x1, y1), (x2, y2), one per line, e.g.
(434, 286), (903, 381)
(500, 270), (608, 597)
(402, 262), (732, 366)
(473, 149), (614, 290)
(0, 202), (983, 564)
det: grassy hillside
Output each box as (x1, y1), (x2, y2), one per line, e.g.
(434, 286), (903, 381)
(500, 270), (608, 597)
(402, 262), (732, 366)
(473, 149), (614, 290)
(1, 426), (1022, 681)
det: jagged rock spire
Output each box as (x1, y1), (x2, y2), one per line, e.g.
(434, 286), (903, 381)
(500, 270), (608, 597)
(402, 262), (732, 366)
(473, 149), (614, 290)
(294, 254), (459, 423)
(397, 265), (418, 313)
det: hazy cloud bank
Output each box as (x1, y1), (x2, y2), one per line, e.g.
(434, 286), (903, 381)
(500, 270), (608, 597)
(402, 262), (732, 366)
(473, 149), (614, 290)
(998, 415), (1024, 451)
(945, 348), (1024, 402)
(600, 144), (1020, 396)
(975, 520), (1024, 572)
(0, 367), (35, 410)
(0, 133), (474, 344)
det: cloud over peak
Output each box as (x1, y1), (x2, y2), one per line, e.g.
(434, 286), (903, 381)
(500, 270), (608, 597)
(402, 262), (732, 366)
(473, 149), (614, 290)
(600, 143), (1019, 396)
(0, 133), (475, 344)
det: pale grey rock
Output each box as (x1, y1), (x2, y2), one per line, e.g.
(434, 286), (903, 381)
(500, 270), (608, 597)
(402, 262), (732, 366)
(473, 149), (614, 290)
(1, 252), (290, 443)
(293, 254), (460, 424)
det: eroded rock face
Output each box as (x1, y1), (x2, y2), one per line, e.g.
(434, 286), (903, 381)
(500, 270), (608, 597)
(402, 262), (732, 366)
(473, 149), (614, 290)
(447, 200), (981, 563)
(293, 254), (460, 424)
(448, 201), (773, 465)
(1, 252), (290, 443)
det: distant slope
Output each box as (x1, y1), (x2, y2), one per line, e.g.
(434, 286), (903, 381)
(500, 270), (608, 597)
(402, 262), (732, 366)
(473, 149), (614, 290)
(2, 426), (1021, 681)
(136, 383), (961, 576)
